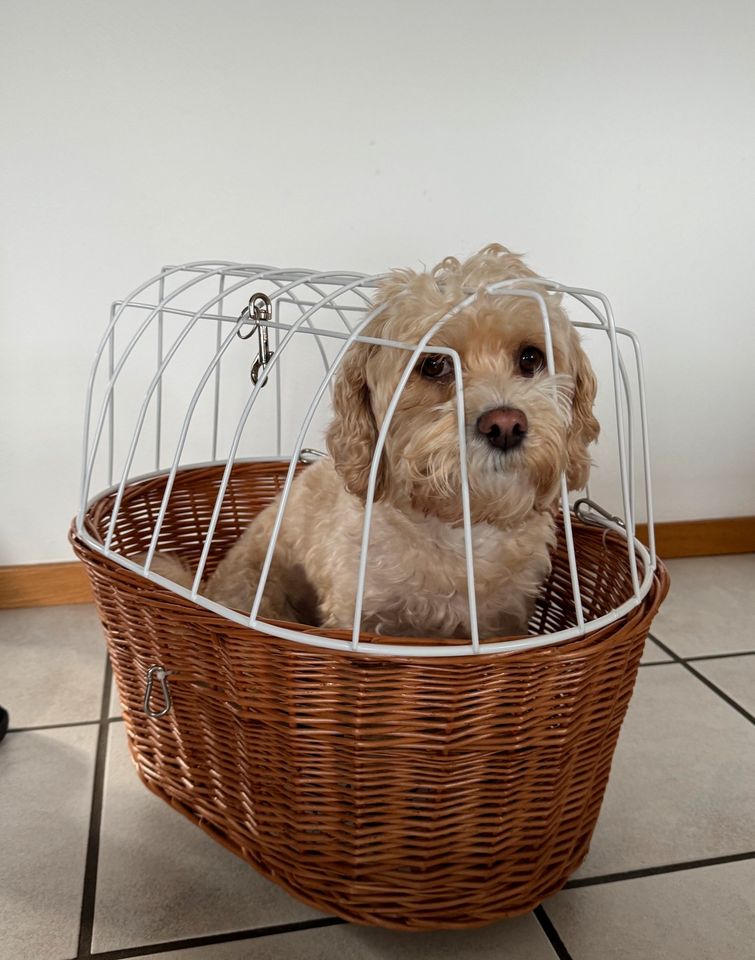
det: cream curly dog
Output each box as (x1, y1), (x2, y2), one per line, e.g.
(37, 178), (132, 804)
(154, 244), (599, 639)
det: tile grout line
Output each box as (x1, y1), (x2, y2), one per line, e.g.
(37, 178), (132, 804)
(565, 850), (755, 888)
(685, 649), (755, 663)
(625, 646), (755, 672)
(534, 905), (575, 960)
(84, 917), (346, 960)
(77, 655), (114, 958)
(649, 633), (755, 725)
(6, 716), (123, 735)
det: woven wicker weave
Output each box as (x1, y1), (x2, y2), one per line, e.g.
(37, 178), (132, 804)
(72, 460), (668, 930)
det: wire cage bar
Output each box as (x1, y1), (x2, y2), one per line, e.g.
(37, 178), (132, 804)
(77, 260), (657, 658)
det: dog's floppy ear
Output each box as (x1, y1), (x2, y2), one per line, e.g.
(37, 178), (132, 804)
(326, 343), (387, 502)
(565, 337), (600, 491)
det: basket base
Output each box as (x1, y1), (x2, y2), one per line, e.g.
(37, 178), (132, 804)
(131, 754), (592, 930)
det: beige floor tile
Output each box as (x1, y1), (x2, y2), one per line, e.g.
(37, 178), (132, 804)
(574, 664), (755, 878)
(92, 726), (322, 953)
(640, 636), (673, 664)
(0, 605), (107, 728)
(692, 654), (755, 716)
(134, 912), (557, 959)
(0, 726), (97, 960)
(548, 859), (755, 960)
(109, 673), (121, 718)
(651, 555), (755, 657)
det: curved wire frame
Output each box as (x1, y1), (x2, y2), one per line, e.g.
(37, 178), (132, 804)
(77, 261), (657, 657)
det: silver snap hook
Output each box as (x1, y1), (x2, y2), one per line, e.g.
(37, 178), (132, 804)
(299, 448), (328, 463)
(236, 292), (275, 386)
(236, 304), (256, 339)
(573, 498), (625, 530)
(250, 352), (270, 386)
(143, 664), (172, 718)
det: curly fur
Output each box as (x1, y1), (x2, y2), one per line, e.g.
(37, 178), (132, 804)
(162, 244), (599, 639)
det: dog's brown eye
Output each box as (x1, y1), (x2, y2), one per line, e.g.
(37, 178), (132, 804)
(518, 345), (545, 377)
(418, 354), (454, 382)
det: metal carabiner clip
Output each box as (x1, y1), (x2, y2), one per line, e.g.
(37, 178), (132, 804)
(573, 497), (625, 530)
(237, 292), (274, 387)
(143, 664), (172, 718)
(299, 448), (327, 464)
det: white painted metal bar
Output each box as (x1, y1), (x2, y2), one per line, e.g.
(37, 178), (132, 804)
(304, 280), (373, 331)
(450, 349), (480, 650)
(247, 297), (391, 618)
(155, 273), (165, 470)
(556, 287), (641, 596)
(534, 279), (643, 583)
(143, 312), (250, 572)
(80, 259), (655, 657)
(105, 268), (361, 553)
(349, 292), (480, 650)
(102, 268), (296, 551)
(277, 296), (374, 315)
(211, 273), (225, 463)
(107, 302), (611, 340)
(194, 275), (387, 598)
(81, 265), (238, 484)
(77, 517), (652, 658)
(559, 473), (585, 629)
(107, 304), (116, 487)
(115, 288), (359, 374)
(87, 265), (361, 537)
(346, 342), (479, 651)
(117, 296), (391, 321)
(173, 262), (383, 288)
(481, 291), (645, 541)
(274, 299), (282, 459)
(563, 290), (637, 533)
(488, 283), (585, 631)
(79, 262), (248, 525)
(82, 456), (289, 516)
(619, 328), (657, 566)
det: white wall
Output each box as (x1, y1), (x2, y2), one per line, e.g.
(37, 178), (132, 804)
(1, 0), (754, 564)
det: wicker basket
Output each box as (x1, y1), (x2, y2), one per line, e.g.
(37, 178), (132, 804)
(72, 459), (668, 930)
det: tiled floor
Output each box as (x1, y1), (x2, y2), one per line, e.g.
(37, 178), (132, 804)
(1, 555), (753, 960)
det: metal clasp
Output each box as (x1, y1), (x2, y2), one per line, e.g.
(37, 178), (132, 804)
(237, 292), (274, 387)
(573, 498), (625, 530)
(143, 665), (172, 718)
(299, 448), (327, 463)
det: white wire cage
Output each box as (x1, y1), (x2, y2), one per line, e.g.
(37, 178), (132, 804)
(76, 259), (657, 658)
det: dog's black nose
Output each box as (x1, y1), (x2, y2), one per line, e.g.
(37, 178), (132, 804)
(477, 407), (528, 451)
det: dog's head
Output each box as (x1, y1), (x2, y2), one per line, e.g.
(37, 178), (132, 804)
(326, 244), (599, 526)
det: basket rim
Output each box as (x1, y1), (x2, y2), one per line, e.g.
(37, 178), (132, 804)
(73, 459), (666, 660)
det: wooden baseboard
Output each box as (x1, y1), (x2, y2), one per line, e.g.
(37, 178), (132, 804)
(636, 516), (755, 559)
(0, 561), (93, 609)
(1, 516), (753, 609)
